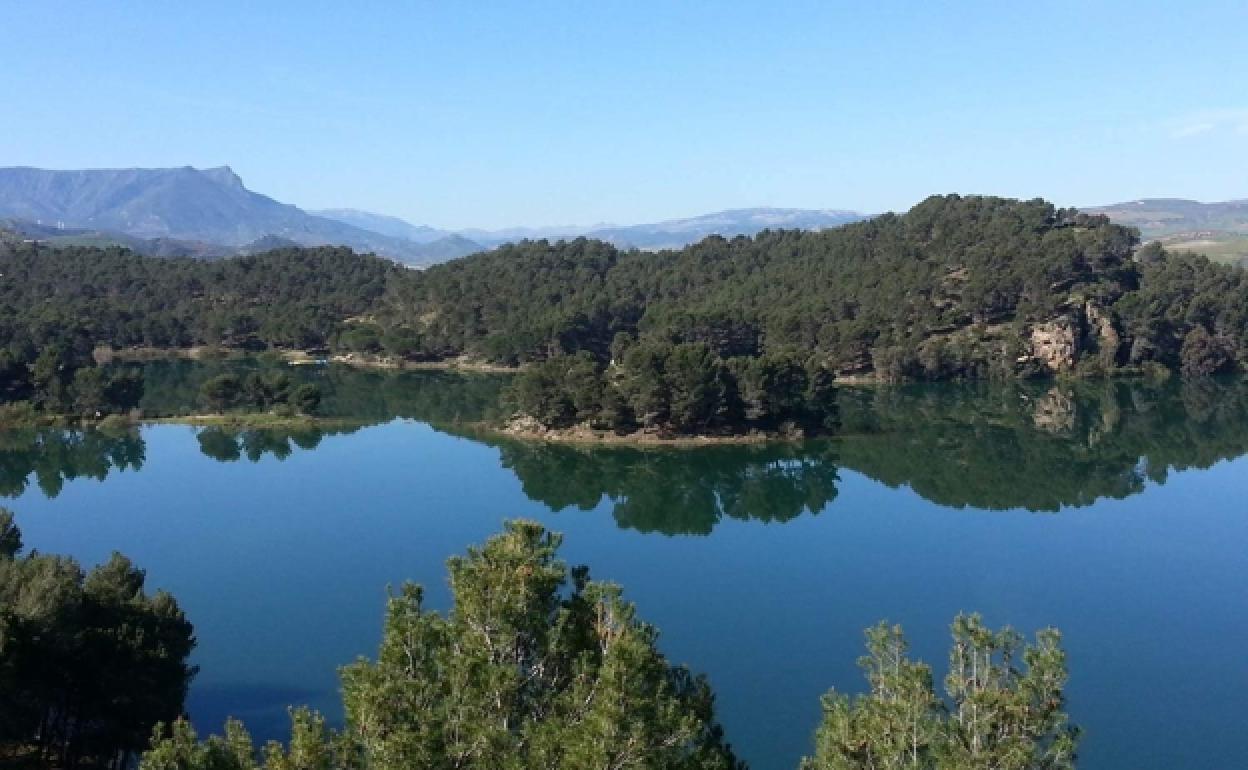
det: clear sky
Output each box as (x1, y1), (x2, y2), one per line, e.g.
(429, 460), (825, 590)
(2, 1), (1246, 229)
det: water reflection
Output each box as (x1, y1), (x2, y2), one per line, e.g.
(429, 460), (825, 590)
(5, 364), (1248, 527)
(195, 426), (353, 463)
(495, 440), (841, 535)
(834, 379), (1248, 511)
(451, 378), (1248, 530)
(0, 427), (144, 498)
(138, 359), (507, 425)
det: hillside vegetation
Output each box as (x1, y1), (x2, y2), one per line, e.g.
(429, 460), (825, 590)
(3, 195), (1248, 404)
(0, 244), (398, 353)
(397, 195), (1248, 381)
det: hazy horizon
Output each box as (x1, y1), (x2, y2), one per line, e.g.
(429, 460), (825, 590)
(3, 2), (1246, 229)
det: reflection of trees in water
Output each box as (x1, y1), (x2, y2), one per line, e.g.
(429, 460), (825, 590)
(138, 360), (508, 425)
(484, 378), (1248, 528)
(10, 366), (1248, 524)
(195, 427), (335, 463)
(0, 363), (509, 496)
(494, 441), (840, 535)
(0, 428), (144, 499)
(834, 378), (1248, 511)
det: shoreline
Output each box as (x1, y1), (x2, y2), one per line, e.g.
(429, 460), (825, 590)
(143, 413), (368, 430)
(458, 418), (806, 448)
(320, 352), (520, 374)
(0, 411), (367, 432)
(91, 346), (1178, 385)
(0, 409), (808, 446)
(96, 346), (521, 374)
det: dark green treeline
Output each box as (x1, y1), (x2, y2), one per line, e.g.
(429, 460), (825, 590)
(5, 196), (1248, 387)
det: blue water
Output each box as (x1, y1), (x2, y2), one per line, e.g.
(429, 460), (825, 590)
(6, 378), (1248, 769)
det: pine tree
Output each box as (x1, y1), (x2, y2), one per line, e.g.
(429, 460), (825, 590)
(803, 614), (1078, 770)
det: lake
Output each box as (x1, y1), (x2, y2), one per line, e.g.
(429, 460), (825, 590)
(4, 363), (1247, 769)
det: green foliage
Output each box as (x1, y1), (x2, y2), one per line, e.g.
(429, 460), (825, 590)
(290, 383), (322, 415)
(0, 514), (196, 768)
(0, 243), (397, 354)
(380, 325), (424, 359)
(339, 519), (740, 770)
(198, 372), (321, 415)
(663, 342), (733, 432)
(507, 344), (838, 436)
(142, 709), (349, 770)
(7, 196), (1248, 386)
(0, 341), (145, 421)
(142, 521), (740, 770)
(336, 323), (383, 354)
(802, 615), (1077, 770)
(1178, 326), (1232, 377)
(397, 197), (1145, 378)
(395, 196), (1248, 383)
(504, 354), (594, 427)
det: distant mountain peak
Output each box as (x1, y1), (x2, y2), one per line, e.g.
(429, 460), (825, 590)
(0, 164), (869, 263)
(0, 166), (478, 265)
(200, 165), (244, 188)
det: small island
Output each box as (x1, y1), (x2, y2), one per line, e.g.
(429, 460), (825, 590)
(502, 345), (838, 442)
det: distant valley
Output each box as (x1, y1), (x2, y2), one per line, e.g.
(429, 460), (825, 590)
(316, 205), (867, 251)
(1087, 198), (1248, 265)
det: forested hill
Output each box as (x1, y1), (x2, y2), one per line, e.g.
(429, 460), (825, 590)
(0, 244), (400, 353)
(3, 194), (1248, 383)
(398, 194), (1248, 379)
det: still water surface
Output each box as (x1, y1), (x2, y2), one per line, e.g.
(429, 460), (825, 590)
(4, 364), (1247, 769)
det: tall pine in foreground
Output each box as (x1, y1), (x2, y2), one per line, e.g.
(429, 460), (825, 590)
(802, 615), (1077, 770)
(143, 520), (741, 770)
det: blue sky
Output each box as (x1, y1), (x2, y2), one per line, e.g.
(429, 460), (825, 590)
(2, 1), (1245, 229)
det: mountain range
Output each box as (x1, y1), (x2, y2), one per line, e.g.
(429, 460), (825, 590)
(0, 166), (476, 265)
(0, 166), (865, 265)
(2, 166), (1245, 266)
(314, 206), (867, 251)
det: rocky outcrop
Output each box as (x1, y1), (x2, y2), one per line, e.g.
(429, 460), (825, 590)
(1021, 300), (1122, 375)
(1083, 300), (1122, 364)
(1026, 317), (1080, 373)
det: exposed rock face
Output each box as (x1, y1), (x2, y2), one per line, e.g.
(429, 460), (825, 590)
(1027, 317), (1080, 373)
(1083, 300), (1121, 364)
(1022, 300), (1122, 375)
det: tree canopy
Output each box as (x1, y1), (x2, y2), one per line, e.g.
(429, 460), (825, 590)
(7, 195), (1248, 434)
(0, 509), (197, 769)
(142, 520), (741, 770)
(802, 615), (1077, 770)
(5, 195), (1248, 391)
